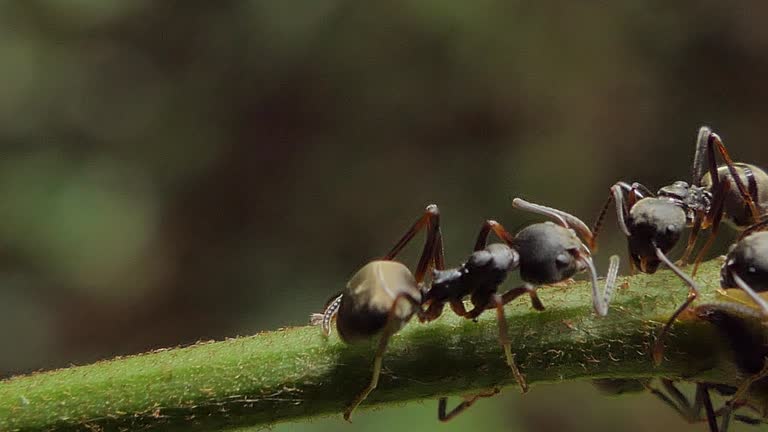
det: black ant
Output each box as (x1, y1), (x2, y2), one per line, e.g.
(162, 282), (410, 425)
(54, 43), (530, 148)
(423, 198), (620, 417)
(590, 126), (766, 363)
(312, 199), (620, 421)
(592, 126), (765, 275)
(311, 204), (444, 421)
(655, 219), (768, 431)
(654, 217), (768, 365)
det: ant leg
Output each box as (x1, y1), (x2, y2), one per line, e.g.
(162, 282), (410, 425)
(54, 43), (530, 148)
(692, 181), (729, 276)
(473, 220), (516, 251)
(459, 282), (544, 319)
(383, 204), (443, 283)
(708, 132), (761, 221)
(697, 384), (720, 432)
(500, 283), (545, 311)
(492, 293), (528, 393)
(678, 212), (704, 267)
(732, 272), (768, 318)
(437, 388), (501, 422)
(720, 359), (768, 432)
(421, 299), (447, 322)
(737, 218), (768, 242)
(343, 293), (420, 421)
(652, 246), (702, 365)
(512, 198), (595, 249)
(449, 299), (472, 317)
(645, 381), (696, 423)
(646, 381), (718, 430)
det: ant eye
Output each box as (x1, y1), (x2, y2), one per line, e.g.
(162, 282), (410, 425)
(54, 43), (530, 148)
(555, 253), (571, 268)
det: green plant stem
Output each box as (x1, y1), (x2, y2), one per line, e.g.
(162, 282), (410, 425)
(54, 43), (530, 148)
(0, 259), (750, 431)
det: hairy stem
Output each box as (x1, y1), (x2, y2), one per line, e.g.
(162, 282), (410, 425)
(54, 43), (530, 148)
(0, 259), (750, 431)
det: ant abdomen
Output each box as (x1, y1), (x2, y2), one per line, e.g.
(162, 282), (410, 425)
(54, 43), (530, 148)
(721, 231), (768, 293)
(702, 164), (768, 227)
(512, 222), (583, 284)
(336, 260), (421, 343)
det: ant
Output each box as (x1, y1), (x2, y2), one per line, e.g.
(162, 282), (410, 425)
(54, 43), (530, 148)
(592, 126), (766, 275)
(654, 218), (768, 365)
(311, 204), (445, 421)
(312, 199), (620, 421)
(589, 126), (766, 363)
(423, 198), (620, 417)
(655, 219), (768, 431)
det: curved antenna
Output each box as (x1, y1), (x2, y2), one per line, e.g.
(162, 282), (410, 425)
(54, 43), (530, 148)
(692, 125), (712, 187)
(581, 254), (621, 317)
(512, 198), (595, 249)
(591, 182), (644, 251)
(731, 272), (768, 317)
(651, 246), (702, 365)
(611, 184), (632, 237)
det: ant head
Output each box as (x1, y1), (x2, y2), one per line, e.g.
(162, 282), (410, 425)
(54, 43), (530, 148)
(721, 231), (768, 292)
(512, 222), (586, 284)
(626, 198), (686, 273)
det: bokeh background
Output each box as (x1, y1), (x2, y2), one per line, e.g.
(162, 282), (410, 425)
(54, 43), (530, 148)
(2, 1), (767, 431)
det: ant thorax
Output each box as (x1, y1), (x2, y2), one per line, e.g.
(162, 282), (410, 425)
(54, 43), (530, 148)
(657, 181), (712, 224)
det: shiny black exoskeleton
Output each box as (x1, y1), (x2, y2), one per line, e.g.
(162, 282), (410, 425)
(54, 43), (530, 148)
(654, 221), (768, 431)
(428, 243), (527, 315)
(420, 198), (619, 403)
(592, 126), (767, 275)
(722, 230), (768, 297)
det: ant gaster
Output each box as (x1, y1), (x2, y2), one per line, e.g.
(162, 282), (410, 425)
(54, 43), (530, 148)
(421, 198), (620, 417)
(311, 204), (444, 421)
(655, 219), (768, 431)
(590, 126), (766, 364)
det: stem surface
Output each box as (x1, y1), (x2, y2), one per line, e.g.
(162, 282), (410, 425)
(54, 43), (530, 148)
(0, 259), (749, 431)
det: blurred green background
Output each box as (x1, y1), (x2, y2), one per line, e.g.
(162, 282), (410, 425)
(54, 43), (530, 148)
(1, 1), (767, 431)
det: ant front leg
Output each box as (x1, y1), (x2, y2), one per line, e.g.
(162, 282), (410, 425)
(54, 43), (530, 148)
(677, 212), (704, 267)
(652, 246), (702, 366)
(692, 181), (729, 276)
